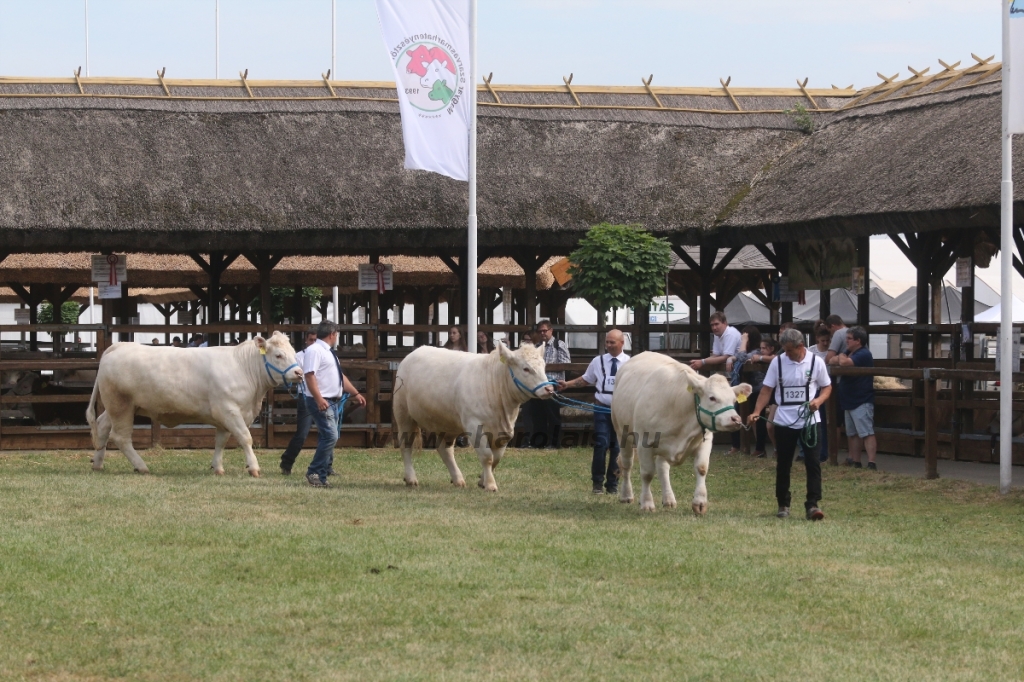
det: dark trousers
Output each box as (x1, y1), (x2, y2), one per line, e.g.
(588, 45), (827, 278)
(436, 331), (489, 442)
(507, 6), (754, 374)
(528, 397), (562, 448)
(280, 395), (313, 472)
(775, 424), (822, 511)
(591, 411), (619, 489)
(754, 419), (768, 452)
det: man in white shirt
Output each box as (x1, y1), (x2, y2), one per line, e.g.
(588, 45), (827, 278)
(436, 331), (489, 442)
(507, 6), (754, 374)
(689, 312), (741, 373)
(748, 328), (832, 520)
(303, 322), (366, 488)
(279, 329), (318, 476)
(558, 329), (629, 494)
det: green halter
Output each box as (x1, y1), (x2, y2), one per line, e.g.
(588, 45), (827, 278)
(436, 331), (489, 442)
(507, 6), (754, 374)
(693, 394), (737, 433)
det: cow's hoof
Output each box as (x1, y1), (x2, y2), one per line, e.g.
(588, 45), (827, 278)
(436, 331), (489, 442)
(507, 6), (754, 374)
(452, 478), (466, 488)
(640, 502), (656, 512)
(91, 463), (103, 471)
(405, 478), (418, 487)
(663, 500), (678, 509)
(213, 468), (225, 476)
(691, 502), (708, 516)
(485, 485), (498, 492)
(248, 469), (260, 478)
(619, 496), (634, 504)
(134, 468), (150, 475)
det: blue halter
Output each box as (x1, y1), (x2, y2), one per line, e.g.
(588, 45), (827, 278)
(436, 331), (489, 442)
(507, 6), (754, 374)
(509, 366), (558, 399)
(263, 353), (302, 389)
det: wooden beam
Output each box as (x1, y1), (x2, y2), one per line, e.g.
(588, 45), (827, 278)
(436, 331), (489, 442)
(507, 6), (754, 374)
(753, 244), (781, 271)
(671, 245), (701, 271)
(709, 246), (742, 282)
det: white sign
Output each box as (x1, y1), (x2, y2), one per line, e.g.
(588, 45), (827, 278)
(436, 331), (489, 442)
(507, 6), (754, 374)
(955, 257), (972, 288)
(1010, 1), (1024, 133)
(851, 267), (866, 296)
(358, 263), (394, 293)
(775, 276), (800, 303)
(14, 308), (30, 324)
(91, 254), (127, 285)
(375, 0), (471, 181)
(97, 284), (123, 300)
(996, 326), (1022, 373)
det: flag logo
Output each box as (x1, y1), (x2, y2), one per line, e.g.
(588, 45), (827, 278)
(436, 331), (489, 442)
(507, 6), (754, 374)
(1013, 0), (1024, 18)
(396, 40), (465, 113)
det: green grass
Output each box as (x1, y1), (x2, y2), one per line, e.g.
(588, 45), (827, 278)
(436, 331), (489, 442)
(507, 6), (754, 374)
(1, 446), (1023, 681)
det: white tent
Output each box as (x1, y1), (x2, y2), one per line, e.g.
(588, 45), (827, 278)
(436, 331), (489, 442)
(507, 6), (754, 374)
(975, 296), (1024, 322)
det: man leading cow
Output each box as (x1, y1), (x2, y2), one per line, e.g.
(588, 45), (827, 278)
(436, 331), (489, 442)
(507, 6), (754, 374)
(558, 329), (629, 495)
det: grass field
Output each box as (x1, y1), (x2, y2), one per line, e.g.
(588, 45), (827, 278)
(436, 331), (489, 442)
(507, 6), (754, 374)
(1, 445), (1023, 681)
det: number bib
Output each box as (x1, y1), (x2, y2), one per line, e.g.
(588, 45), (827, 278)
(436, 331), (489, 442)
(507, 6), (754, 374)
(781, 386), (808, 404)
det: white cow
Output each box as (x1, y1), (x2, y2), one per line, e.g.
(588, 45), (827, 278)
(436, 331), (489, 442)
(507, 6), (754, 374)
(612, 352), (751, 515)
(419, 58), (454, 90)
(392, 341), (554, 491)
(86, 332), (303, 477)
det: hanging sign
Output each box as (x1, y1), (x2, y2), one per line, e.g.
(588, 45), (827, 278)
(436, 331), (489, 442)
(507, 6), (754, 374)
(97, 284), (123, 300)
(955, 257), (972, 288)
(14, 308), (30, 324)
(773, 276), (800, 303)
(851, 267), (866, 296)
(91, 254), (127, 285)
(358, 263), (394, 293)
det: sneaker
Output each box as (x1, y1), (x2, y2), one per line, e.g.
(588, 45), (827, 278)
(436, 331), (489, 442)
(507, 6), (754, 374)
(867, 461), (877, 470)
(306, 473), (326, 488)
(806, 506), (825, 521)
(853, 462), (863, 469)
(280, 467), (291, 476)
(606, 487), (618, 495)
(327, 468), (336, 476)
(776, 506), (790, 518)
(592, 485), (604, 495)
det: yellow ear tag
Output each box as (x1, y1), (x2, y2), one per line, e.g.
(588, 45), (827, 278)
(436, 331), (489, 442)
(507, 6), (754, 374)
(260, 348), (267, 355)
(736, 393), (748, 404)
(686, 385), (693, 393)
(500, 355), (506, 364)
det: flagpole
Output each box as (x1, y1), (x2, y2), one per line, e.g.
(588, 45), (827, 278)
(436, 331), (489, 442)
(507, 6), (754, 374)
(1001, 0), (1013, 494)
(466, 0), (478, 353)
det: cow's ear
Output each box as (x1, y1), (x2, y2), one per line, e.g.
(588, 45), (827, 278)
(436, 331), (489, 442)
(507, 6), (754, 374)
(254, 336), (267, 351)
(496, 339), (513, 364)
(684, 369), (708, 396)
(733, 383), (752, 403)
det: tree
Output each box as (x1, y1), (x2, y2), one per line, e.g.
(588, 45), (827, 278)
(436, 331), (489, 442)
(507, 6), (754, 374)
(38, 300), (82, 341)
(252, 286), (324, 324)
(568, 223), (672, 351)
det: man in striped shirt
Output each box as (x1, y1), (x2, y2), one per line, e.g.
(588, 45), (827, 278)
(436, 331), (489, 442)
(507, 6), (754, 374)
(528, 319), (571, 449)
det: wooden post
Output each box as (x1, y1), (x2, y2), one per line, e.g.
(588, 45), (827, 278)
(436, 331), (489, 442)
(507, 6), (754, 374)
(366, 255), (381, 427)
(779, 243), (793, 324)
(819, 288), (831, 321)
(924, 370), (939, 479)
(698, 242), (715, 356)
(856, 236), (870, 327)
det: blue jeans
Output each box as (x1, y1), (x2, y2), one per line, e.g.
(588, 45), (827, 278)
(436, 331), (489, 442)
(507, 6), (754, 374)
(305, 395), (340, 483)
(280, 394), (313, 472)
(591, 411), (620, 490)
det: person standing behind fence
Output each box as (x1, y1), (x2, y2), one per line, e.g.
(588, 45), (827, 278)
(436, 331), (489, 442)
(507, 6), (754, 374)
(279, 329), (318, 476)
(558, 329), (629, 495)
(830, 325), (877, 470)
(690, 312), (741, 375)
(530, 319), (570, 449)
(748, 328), (831, 520)
(824, 314), (847, 363)
(810, 326), (833, 462)
(304, 322), (366, 488)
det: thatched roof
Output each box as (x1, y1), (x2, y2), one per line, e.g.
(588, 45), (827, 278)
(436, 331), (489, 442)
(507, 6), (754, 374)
(0, 253), (555, 290)
(0, 76), (849, 254)
(720, 58), (1013, 243)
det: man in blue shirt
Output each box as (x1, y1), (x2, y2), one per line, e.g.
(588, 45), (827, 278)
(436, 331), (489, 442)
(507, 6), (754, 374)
(830, 325), (877, 470)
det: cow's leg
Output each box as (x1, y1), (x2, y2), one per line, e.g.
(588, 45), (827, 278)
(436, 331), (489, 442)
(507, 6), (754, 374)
(691, 435), (713, 516)
(109, 411), (150, 474)
(474, 437), (498, 492)
(638, 447), (656, 512)
(210, 429), (230, 476)
(91, 411), (114, 471)
(617, 446), (636, 504)
(217, 410), (260, 477)
(393, 396), (420, 486)
(657, 456), (677, 509)
(438, 436), (466, 488)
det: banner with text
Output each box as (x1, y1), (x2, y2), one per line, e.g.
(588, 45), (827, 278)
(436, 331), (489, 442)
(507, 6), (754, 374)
(375, 0), (470, 181)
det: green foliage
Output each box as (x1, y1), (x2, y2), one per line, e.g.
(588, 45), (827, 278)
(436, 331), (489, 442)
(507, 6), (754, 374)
(785, 103), (815, 134)
(37, 300), (80, 325)
(567, 223), (672, 318)
(253, 286), (324, 323)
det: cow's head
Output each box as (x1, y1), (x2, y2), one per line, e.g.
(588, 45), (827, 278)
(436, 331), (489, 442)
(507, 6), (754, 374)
(420, 58), (452, 89)
(497, 340), (555, 400)
(686, 371), (751, 432)
(256, 332), (303, 385)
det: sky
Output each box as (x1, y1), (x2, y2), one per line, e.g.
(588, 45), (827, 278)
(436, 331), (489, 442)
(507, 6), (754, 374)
(0, 0), (1017, 297)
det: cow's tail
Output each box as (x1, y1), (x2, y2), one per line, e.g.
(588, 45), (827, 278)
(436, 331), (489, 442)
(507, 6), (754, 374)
(86, 379), (100, 450)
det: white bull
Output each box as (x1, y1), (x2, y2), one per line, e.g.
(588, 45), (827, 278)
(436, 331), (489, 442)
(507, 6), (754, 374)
(392, 341), (554, 491)
(611, 352), (751, 515)
(86, 332), (302, 476)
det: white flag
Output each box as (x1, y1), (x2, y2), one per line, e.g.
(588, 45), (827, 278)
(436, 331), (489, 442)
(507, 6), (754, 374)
(1009, 0), (1024, 132)
(375, 0), (471, 181)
